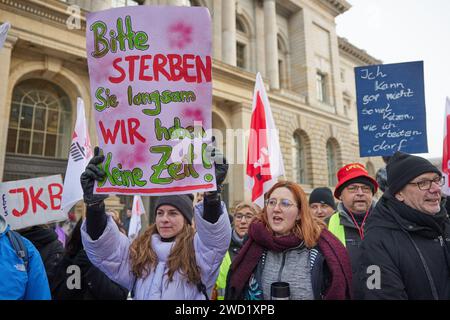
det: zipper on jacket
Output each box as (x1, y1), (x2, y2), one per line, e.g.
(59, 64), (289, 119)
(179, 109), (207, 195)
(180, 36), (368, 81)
(438, 236), (444, 247)
(277, 251), (287, 282)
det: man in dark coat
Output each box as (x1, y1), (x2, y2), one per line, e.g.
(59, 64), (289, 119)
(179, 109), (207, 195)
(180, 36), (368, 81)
(19, 225), (65, 296)
(326, 163), (378, 299)
(360, 151), (450, 299)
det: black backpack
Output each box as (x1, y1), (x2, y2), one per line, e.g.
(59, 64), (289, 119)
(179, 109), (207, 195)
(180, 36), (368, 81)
(6, 230), (29, 271)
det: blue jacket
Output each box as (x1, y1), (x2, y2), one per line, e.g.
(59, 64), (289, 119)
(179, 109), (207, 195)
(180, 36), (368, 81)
(0, 216), (51, 300)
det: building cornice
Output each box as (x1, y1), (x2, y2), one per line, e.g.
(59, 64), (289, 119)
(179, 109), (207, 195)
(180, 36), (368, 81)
(318, 0), (351, 16)
(0, 0), (86, 33)
(338, 36), (382, 66)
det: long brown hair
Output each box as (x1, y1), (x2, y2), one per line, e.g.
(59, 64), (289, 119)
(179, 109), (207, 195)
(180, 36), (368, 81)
(259, 181), (325, 248)
(129, 219), (201, 284)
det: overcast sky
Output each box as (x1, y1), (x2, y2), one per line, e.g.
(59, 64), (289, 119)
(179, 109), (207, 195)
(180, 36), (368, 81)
(336, 0), (450, 160)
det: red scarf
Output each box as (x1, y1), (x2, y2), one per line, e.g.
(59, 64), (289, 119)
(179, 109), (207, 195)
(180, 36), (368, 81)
(228, 221), (352, 300)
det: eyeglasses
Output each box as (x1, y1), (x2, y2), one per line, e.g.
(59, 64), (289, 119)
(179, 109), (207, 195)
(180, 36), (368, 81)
(346, 185), (372, 194)
(234, 214), (254, 221)
(265, 198), (297, 211)
(408, 176), (445, 191)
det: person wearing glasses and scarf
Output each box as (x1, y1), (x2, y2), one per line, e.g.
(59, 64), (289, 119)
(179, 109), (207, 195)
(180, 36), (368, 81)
(361, 152), (450, 299)
(326, 162), (378, 299)
(212, 202), (260, 300)
(225, 181), (352, 300)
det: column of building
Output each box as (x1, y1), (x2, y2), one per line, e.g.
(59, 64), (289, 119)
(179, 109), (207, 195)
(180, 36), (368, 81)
(263, 0), (279, 90)
(222, 0), (236, 66)
(0, 35), (18, 181)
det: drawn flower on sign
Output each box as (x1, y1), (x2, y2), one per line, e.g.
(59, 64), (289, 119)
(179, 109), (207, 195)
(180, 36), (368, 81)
(168, 22), (193, 49)
(183, 108), (204, 123)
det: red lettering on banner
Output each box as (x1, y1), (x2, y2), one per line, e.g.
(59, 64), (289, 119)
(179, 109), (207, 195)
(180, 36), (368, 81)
(30, 187), (48, 213)
(48, 183), (63, 210)
(139, 55), (153, 81)
(182, 54), (196, 82)
(128, 118), (146, 144)
(168, 54), (183, 81)
(99, 119), (146, 145)
(153, 54), (170, 81)
(9, 187), (29, 217)
(196, 55), (211, 83)
(124, 55), (139, 81)
(120, 119), (128, 144)
(99, 120), (121, 144)
(107, 54), (212, 84)
(109, 57), (126, 83)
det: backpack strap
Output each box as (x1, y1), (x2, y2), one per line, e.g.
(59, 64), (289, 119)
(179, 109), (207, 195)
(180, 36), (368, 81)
(6, 230), (29, 272)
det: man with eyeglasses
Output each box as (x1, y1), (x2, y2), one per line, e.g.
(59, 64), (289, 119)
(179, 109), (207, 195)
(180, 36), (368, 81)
(360, 151), (450, 299)
(326, 162), (378, 299)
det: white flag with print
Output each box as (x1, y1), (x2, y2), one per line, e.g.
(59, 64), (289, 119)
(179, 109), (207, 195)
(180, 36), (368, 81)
(61, 98), (92, 215)
(129, 195), (145, 240)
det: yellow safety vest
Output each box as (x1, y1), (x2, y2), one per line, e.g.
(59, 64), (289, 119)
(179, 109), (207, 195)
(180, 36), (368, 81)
(213, 251), (232, 300)
(327, 212), (346, 247)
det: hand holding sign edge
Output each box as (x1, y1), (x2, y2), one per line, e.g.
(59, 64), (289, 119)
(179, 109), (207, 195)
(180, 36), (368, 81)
(80, 146), (108, 206)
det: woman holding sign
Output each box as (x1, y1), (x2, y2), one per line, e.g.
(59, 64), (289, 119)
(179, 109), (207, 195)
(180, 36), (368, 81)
(225, 181), (353, 300)
(80, 147), (231, 300)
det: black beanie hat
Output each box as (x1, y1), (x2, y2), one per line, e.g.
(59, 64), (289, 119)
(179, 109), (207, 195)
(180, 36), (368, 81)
(386, 151), (441, 196)
(154, 195), (194, 224)
(309, 187), (336, 210)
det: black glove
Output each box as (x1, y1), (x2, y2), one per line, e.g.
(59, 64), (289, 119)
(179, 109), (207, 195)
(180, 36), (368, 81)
(80, 147), (108, 205)
(205, 139), (228, 193)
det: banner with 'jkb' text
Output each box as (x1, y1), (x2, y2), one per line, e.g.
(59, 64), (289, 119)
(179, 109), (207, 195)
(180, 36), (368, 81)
(0, 175), (65, 230)
(86, 6), (216, 196)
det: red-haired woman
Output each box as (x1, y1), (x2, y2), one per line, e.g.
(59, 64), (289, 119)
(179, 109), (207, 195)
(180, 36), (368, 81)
(225, 181), (352, 300)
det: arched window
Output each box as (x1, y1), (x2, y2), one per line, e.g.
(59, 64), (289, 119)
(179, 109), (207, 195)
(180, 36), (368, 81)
(366, 161), (375, 177)
(327, 139), (338, 186)
(278, 35), (289, 89)
(6, 79), (72, 158)
(292, 132), (309, 184)
(236, 15), (250, 70)
(316, 71), (328, 103)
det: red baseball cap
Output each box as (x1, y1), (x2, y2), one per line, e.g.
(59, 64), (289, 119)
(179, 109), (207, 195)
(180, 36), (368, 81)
(334, 163), (378, 198)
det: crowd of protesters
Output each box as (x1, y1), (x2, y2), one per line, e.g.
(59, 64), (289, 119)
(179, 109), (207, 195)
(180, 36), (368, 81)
(2, 149), (450, 300)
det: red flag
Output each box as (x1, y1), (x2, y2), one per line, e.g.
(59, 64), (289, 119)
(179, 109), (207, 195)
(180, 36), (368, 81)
(246, 73), (285, 207)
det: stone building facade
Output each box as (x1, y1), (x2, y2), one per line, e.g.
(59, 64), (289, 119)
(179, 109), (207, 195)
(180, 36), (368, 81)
(0, 0), (383, 219)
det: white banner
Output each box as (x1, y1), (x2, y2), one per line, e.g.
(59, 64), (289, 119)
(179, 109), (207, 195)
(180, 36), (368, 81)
(1, 175), (66, 230)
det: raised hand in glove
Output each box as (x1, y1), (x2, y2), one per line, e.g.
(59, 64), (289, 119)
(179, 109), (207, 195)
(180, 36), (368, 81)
(80, 146), (108, 205)
(205, 138), (229, 193)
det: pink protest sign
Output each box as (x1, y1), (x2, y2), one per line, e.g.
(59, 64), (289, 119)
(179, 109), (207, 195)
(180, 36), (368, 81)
(86, 6), (216, 196)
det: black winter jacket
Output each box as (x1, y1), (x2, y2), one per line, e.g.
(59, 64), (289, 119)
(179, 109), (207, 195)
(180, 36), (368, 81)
(19, 226), (64, 295)
(52, 249), (129, 300)
(326, 202), (376, 299)
(360, 193), (450, 300)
